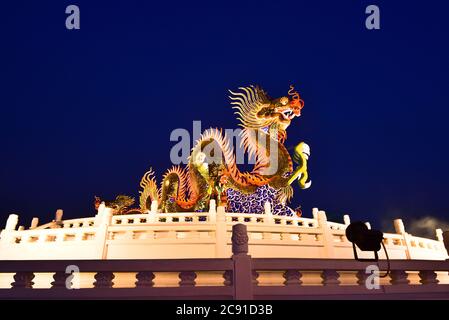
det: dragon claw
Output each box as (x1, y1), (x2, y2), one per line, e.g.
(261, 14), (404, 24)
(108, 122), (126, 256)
(303, 180), (312, 189)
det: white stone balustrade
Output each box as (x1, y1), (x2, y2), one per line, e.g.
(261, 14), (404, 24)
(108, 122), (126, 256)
(0, 205), (447, 261)
(0, 225), (448, 299)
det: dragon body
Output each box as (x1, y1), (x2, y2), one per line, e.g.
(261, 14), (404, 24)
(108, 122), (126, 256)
(138, 85), (311, 216)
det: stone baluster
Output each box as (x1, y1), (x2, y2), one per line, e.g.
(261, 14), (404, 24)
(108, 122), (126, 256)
(343, 214), (351, 226)
(135, 272), (155, 287)
(418, 270), (439, 285)
(223, 270), (233, 286)
(252, 271), (259, 286)
(283, 270), (303, 286)
(321, 270), (340, 286)
(179, 271), (197, 286)
(11, 272), (35, 289)
(262, 232), (272, 240)
(356, 270), (369, 286)
(94, 272), (115, 288)
(280, 233), (290, 240)
(51, 272), (68, 288)
(390, 270), (410, 285)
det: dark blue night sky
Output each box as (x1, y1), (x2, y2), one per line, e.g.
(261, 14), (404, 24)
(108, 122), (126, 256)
(1, 1), (448, 234)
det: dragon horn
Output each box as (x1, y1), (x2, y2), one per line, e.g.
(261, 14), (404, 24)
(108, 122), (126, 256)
(288, 84), (304, 109)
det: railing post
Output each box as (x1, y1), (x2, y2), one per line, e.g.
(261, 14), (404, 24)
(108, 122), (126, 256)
(30, 217), (39, 229)
(0, 214), (19, 243)
(394, 218), (405, 234)
(443, 231), (449, 259)
(5, 214), (18, 231)
(94, 203), (113, 259)
(54, 209), (63, 228)
(150, 200), (158, 213)
(264, 201), (273, 224)
(436, 229), (443, 242)
(312, 207), (319, 220)
(209, 199), (217, 223)
(317, 210), (335, 258)
(215, 206), (227, 258)
(394, 218), (412, 259)
(147, 200), (158, 223)
(231, 223), (253, 300)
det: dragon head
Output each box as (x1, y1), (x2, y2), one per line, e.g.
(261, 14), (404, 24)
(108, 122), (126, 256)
(271, 85), (304, 123)
(230, 85), (304, 142)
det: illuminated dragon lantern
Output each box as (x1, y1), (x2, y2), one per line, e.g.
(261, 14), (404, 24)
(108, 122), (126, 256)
(139, 85), (311, 216)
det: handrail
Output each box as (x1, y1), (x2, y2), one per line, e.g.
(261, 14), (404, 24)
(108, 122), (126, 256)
(0, 258), (233, 273)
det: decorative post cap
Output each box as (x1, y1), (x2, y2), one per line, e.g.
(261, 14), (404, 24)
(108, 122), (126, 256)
(317, 210), (327, 221)
(55, 209), (63, 222)
(264, 201), (271, 215)
(5, 214), (19, 231)
(394, 219), (405, 234)
(150, 200), (158, 213)
(312, 207), (319, 219)
(54, 209), (64, 228)
(436, 229), (443, 242)
(232, 223), (249, 255)
(30, 217), (39, 229)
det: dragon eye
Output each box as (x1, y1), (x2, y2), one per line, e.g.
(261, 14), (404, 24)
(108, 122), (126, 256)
(280, 97), (289, 105)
